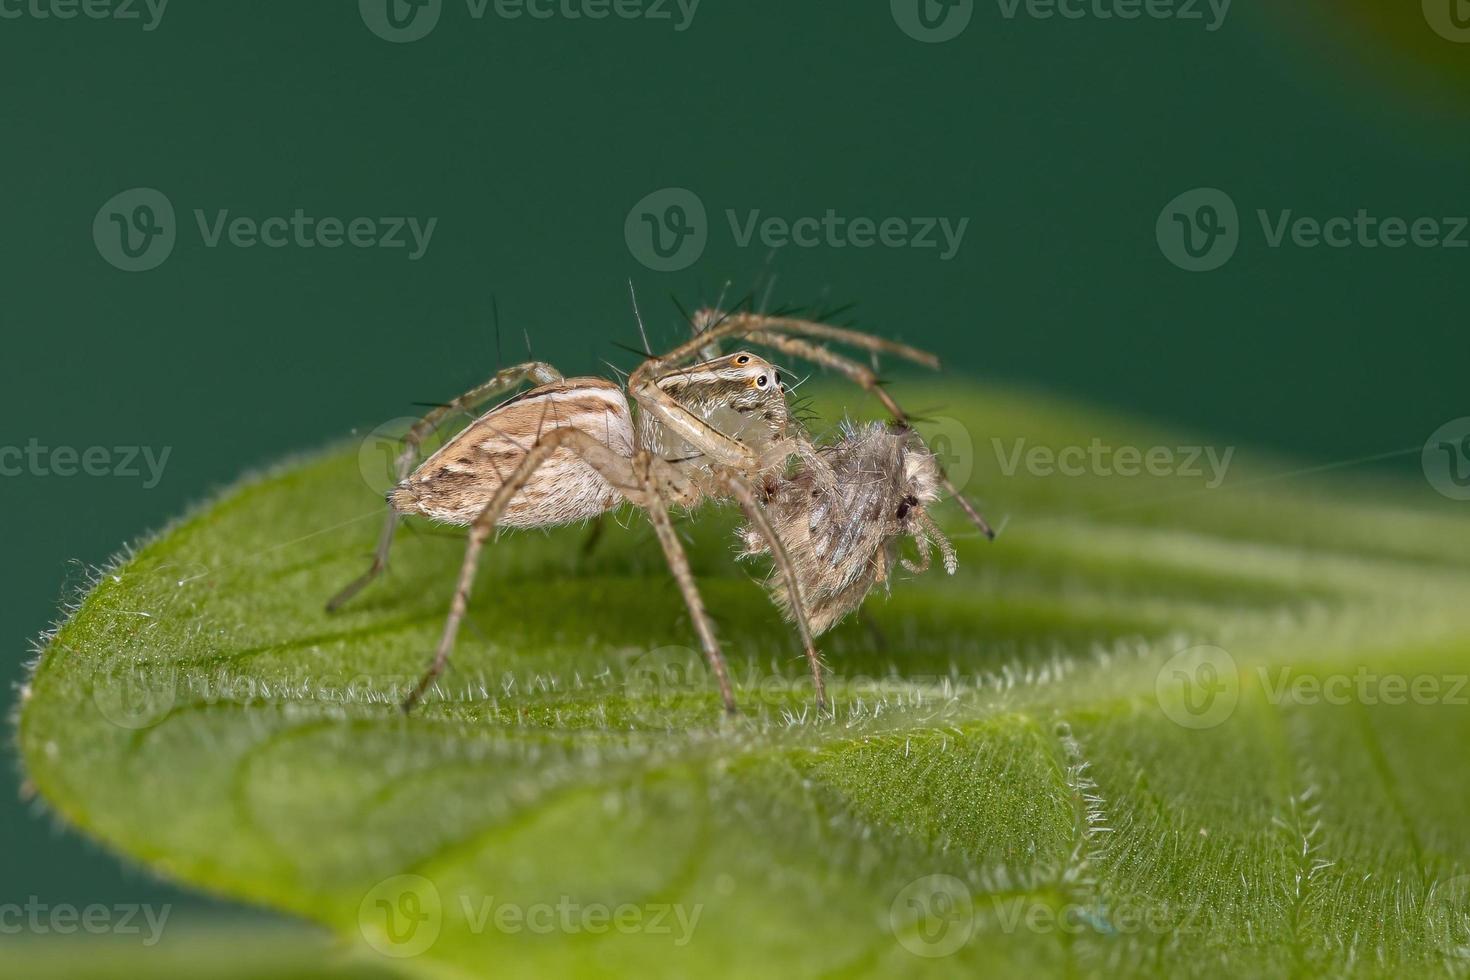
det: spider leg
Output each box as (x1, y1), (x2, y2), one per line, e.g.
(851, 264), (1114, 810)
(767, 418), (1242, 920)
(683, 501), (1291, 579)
(687, 305), (726, 362)
(627, 369), (771, 473)
(327, 360), (563, 612)
(745, 332), (996, 541)
(400, 428), (742, 715)
(700, 310), (940, 368)
(639, 468), (738, 716)
(580, 513), (607, 556)
(717, 468), (828, 714)
(633, 307), (936, 399)
(626, 306), (940, 481)
(403, 425), (655, 710)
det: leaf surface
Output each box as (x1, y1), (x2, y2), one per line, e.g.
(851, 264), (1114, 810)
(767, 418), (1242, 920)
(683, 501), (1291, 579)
(18, 386), (1470, 978)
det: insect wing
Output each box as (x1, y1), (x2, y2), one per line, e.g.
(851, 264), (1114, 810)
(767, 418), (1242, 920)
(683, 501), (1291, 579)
(805, 433), (896, 581)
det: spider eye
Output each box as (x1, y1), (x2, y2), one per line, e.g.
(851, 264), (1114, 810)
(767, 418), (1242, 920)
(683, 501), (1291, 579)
(896, 502), (910, 519)
(756, 374), (768, 387)
(735, 354), (751, 365)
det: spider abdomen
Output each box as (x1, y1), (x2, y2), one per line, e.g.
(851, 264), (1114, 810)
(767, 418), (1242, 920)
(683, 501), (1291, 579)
(392, 378), (635, 528)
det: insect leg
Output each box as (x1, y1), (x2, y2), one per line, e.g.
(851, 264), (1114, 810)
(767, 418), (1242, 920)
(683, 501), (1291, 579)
(901, 519), (934, 574)
(718, 470), (828, 713)
(327, 360), (563, 612)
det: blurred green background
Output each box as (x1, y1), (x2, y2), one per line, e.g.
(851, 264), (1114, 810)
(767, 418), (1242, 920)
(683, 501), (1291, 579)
(2, 0), (1465, 947)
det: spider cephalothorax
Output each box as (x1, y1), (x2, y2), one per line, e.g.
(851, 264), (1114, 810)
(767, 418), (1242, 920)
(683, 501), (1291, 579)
(636, 350), (792, 498)
(740, 421), (956, 635)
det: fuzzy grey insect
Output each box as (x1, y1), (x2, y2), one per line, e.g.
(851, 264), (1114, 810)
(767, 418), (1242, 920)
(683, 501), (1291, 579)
(739, 421), (957, 636)
(327, 306), (993, 716)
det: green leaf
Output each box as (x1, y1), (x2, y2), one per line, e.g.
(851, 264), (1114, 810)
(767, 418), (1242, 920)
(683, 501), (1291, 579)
(2, 929), (404, 980)
(16, 385), (1470, 978)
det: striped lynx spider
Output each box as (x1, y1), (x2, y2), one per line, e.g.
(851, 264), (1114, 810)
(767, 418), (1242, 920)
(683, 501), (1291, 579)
(327, 308), (994, 714)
